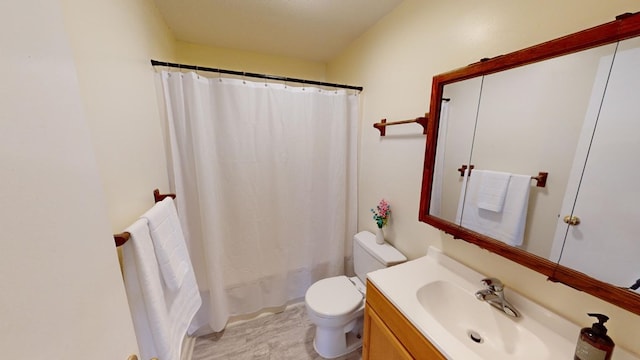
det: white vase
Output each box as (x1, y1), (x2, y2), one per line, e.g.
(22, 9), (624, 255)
(375, 227), (385, 245)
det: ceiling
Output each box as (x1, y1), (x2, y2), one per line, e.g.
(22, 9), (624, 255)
(152, 0), (404, 62)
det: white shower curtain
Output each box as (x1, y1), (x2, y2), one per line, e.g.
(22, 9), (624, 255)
(158, 71), (358, 332)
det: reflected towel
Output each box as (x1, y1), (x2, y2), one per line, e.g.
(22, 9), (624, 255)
(456, 172), (531, 246)
(475, 170), (511, 212)
(122, 218), (202, 360)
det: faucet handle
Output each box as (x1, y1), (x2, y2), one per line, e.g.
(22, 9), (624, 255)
(481, 277), (504, 291)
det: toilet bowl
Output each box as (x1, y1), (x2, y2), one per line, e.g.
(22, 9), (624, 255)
(305, 275), (365, 358)
(304, 231), (406, 359)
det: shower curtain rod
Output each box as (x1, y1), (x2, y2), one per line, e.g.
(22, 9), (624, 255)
(150, 60), (363, 91)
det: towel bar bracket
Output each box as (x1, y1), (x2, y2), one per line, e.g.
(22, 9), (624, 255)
(153, 188), (176, 203)
(532, 172), (548, 187)
(114, 232), (131, 247)
(457, 164), (475, 176)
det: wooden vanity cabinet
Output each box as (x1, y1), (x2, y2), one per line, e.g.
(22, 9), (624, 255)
(363, 281), (446, 360)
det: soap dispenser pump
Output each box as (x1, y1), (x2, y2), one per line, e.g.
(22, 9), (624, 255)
(574, 313), (615, 360)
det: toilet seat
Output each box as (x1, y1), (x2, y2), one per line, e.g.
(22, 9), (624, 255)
(305, 276), (363, 318)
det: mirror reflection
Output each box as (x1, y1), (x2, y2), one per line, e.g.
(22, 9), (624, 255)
(553, 36), (640, 290)
(427, 32), (640, 290)
(430, 43), (617, 257)
(429, 77), (481, 221)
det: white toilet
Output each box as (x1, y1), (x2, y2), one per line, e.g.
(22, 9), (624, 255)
(305, 231), (407, 358)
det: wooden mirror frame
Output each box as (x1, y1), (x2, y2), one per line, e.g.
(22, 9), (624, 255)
(419, 12), (640, 315)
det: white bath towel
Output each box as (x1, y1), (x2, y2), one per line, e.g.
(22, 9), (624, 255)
(141, 197), (190, 291)
(122, 218), (202, 360)
(456, 172), (531, 246)
(475, 170), (511, 212)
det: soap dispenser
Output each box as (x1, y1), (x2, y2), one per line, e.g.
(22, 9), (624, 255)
(574, 313), (615, 360)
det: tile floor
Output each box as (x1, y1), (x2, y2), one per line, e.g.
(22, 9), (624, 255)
(192, 303), (362, 360)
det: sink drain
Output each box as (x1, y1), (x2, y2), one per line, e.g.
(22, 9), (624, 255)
(467, 330), (484, 344)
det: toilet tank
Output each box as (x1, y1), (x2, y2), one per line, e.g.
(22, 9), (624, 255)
(353, 231), (407, 284)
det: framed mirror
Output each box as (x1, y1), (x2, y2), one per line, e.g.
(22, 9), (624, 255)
(419, 12), (640, 315)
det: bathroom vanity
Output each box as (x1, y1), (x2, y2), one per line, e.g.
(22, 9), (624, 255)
(363, 281), (444, 360)
(362, 247), (639, 359)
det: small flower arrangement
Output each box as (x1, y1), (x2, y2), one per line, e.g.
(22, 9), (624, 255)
(371, 199), (391, 229)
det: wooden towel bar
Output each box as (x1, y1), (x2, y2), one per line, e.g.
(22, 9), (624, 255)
(457, 165), (549, 188)
(373, 113), (429, 136)
(113, 189), (176, 247)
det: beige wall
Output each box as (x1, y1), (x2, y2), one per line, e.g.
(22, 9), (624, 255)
(60, 0), (176, 232)
(60, 0), (328, 233)
(1, 0), (138, 358)
(176, 41), (327, 81)
(327, 0), (640, 354)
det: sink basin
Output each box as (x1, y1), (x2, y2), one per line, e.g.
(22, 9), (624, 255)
(366, 247), (638, 360)
(416, 280), (549, 359)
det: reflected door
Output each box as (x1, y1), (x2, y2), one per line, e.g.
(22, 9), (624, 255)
(556, 37), (640, 288)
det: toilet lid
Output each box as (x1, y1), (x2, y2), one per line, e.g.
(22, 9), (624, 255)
(305, 276), (363, 318)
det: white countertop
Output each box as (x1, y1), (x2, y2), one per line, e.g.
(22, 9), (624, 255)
(367, 247), (639, 360)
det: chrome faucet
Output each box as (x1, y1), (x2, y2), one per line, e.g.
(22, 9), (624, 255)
(475, 278), (519, 317)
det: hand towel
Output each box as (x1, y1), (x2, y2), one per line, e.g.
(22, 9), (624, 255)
(141, 197), (190, 291)
(122, 218), (202, 360)
(456, 172), (531, 246)
(475, 170), (511, 212)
